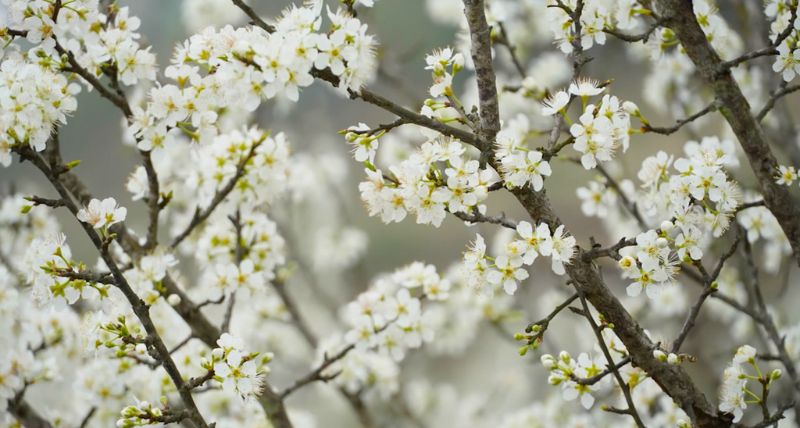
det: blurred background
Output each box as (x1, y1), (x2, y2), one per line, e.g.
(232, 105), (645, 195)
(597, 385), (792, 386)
(4, 0), (800, 426)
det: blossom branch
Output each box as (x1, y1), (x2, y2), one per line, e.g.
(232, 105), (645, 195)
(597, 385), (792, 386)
(719, 5), (797, 72)
(15, 146), (212, 428)
(742, 232), (800, 394)
(655, 0), (800, 266)
(170, 143), (261, 249)
(574, 292), (645, 427)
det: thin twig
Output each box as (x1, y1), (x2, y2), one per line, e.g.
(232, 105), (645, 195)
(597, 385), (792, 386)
(642, 100), (718, 135)
(279, 344), (355, 399)
(574, 290), (645, 428)
(170, 144), (261, 248)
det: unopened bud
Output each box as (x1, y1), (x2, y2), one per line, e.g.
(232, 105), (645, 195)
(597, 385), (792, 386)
(167, 294), (181, 306)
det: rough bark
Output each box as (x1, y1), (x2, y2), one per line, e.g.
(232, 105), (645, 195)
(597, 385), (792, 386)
(462, 0), (501, 145)
(655, 0), (800, 266)
(461, 1), (732, 425)
(8, 397), (53, 428)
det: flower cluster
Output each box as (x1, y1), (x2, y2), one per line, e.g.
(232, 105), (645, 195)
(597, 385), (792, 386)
(765, 0), (800, 81)
(204, 333), (271, 400)
(117, 400), (166, 428)
(197, 209), (286, 301)
(543, 0), (621, 53)
(0, 54), (78, 166)
(358, 137), (499, 227)
(92, 313), (149, 362)
(463, 221), (576, 296)
(191, 128), (290, 209)
(342, 262), (445, 359)
(567, 90), (633, 170)
(541, 351), (607, 409)
(575, 176), (629, 218)
(618, 229), (680, 298)
(77, 197), (128, 230)
(23, 233), (110, 305)
(718, 345), (781, 422)
(127, 251), (178, 305)
(425, 47), (464, 99)
(127, 5), (376, 152)
(3, 2), (156, 87)
(420, 47), (466, 122)
(637, 136), (743, 237)
(495, 123), (552, 191)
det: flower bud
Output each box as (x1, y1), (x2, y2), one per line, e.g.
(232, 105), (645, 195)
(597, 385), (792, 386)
(541, 354), (556, 369)
(659, 220), (674, 233)
(653, 350), (667, 361)
(135, 343), (147, 355)
(667, 353), (679, 365)
(167, 294), (181, 306)
(656, 237), (669, 248)
(622, 101), (640, 115)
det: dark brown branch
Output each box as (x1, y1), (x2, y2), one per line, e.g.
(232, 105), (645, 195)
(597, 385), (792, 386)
(16, 146), (211, 428)
(141, 151), (161, 250)
(642, 100), (718, 135)
(462, 0), (501, 143)
(743, 231), (800, 394)
(8, 387), (53, 428)
(757, 83), (800, 122)
(170, 143), (260, 248)
(279, 344), (355, 399)
(720, 5), (797, 72)
(78, 407), (96, 428)
(656, 0), (800, 267)
(572, 357), (632, 386)
(574, 291), (645, 428)
(231, 0), (275, 32)
(26, 195), (68, 209)
(595, 163), (646, 228)
(603, 20), (663, 43)
(54, 39), (132, 117)
(271, 277), (318, 348)
(750, 401), (795, 428)
(495, 21), (526, 79)
(451, 209), (518, 229)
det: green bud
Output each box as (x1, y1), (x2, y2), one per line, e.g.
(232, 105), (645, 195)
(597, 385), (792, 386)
(518, 345), (529, 356)
(20, 205), (32, 214)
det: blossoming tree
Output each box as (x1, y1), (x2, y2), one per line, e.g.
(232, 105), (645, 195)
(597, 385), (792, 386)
(2, 0), (800, 427)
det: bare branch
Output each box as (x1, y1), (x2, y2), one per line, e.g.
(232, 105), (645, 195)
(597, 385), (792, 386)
(642, 100), (718, 135)
(280, 344), (355, 399)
